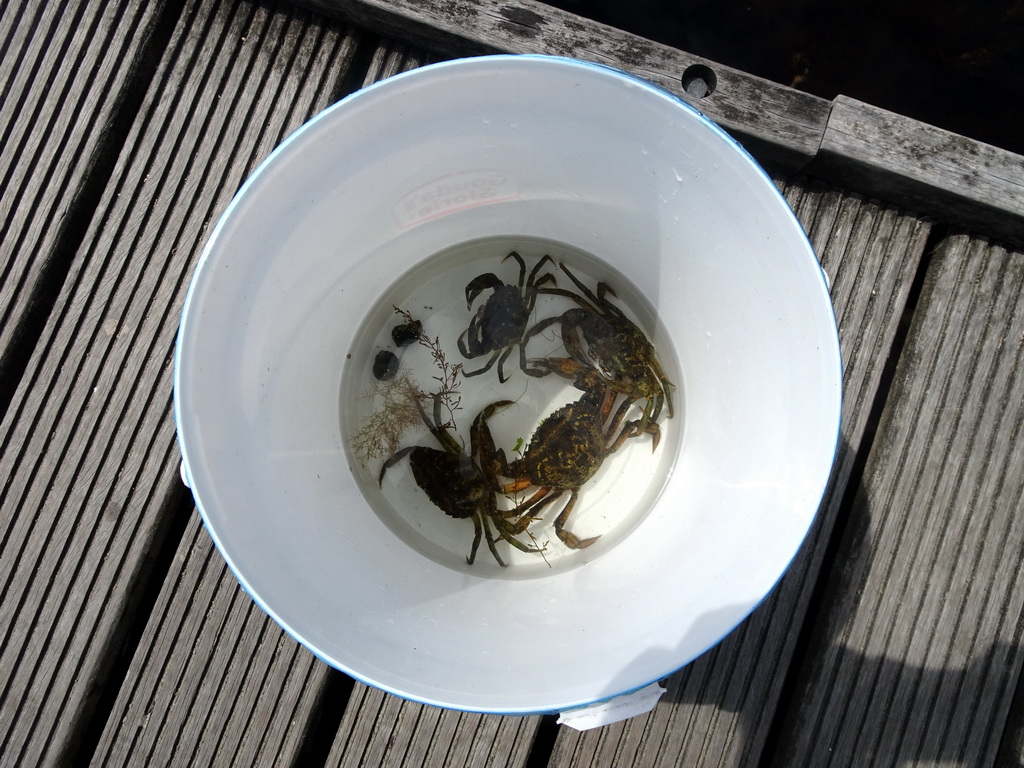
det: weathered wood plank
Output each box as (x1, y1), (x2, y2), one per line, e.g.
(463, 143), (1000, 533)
(773, 234), (1024, 766)
(548, 181), (932, 766)
(90, 512), (330, 767)
(0, 0), (169, 385)
(0, 1), (359, 764)
(288, 0), (831, 171)
(356, 27), (431, 86)
(329, 684), (538, 767)
(808, 96), (1024, 247)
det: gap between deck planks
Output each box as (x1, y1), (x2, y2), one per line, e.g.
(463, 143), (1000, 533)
(772, 234), (1024, 767)
(0, 1), (176, 416)
(0, 0), (359, 765)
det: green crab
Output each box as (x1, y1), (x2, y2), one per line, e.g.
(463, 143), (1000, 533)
(457, 252), (557, 382)
(378, 395), (544, 566)
(527, 263), (675, 444)
(477, 390), (639, 550)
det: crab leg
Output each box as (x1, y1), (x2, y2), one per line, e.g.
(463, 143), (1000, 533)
(465, 511), (485, 565)
(617, 393), (661, 451)
(558, 262), (627, 320)
(498, 477), (534, 495)
(609, 418), (661, 453)
(417, 395), (462, 455)
(540, 262), (613, 317)
(471, 399), (515, 476)
(520, 314), (563, 348)
(491, 514), (545, 554)
(646, 358), (675, 418)
(498, 483), (547, 510)
(534, 285), (600, 315)
(593, 281), (628, 320)
(552, 489), (599, 549)
(495, 345), (517, 384)
(459, 345), (502, 377)
(377, 446), (417, 486)
(524, 254), (556, 310)
(501, 250), (527, 290)
(501, 488), (588, 551)
(477, 512), (508, 566)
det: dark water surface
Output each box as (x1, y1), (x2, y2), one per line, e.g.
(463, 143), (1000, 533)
(542, 0), (1024, 156)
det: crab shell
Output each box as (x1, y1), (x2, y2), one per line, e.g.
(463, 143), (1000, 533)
(507, 397), (609, 489)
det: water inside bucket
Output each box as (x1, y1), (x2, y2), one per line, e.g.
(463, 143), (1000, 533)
(341, 236), (683, 578)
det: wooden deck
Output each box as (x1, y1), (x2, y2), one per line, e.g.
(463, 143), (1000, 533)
(2, 1), (1023, 765)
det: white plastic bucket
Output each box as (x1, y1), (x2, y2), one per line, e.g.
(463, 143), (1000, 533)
(174, 55), (841, 714)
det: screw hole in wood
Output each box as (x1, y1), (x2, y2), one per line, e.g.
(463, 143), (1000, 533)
(681, 64), (716, 99)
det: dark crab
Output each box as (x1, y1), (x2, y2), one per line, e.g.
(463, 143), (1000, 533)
(478, 390), (638, 550)
(457, 251), (556, 382)
(525, 263), (675, 443)
(378, 395), (543, 566)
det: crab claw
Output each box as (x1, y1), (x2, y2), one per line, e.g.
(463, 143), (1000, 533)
(557, 529), (600, 549)
(464, 273), (505, 308)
